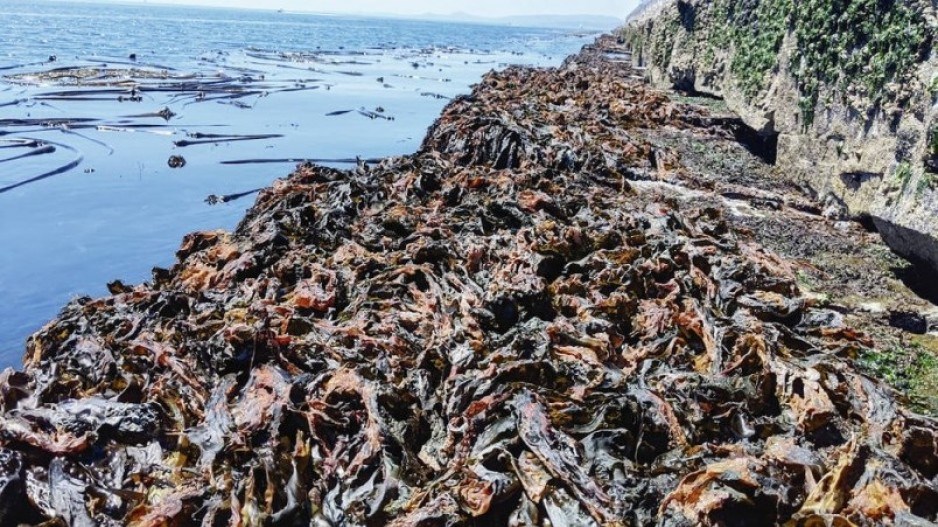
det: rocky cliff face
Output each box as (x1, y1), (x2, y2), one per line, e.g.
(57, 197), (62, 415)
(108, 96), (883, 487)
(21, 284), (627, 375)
(623, 0), (938, 270)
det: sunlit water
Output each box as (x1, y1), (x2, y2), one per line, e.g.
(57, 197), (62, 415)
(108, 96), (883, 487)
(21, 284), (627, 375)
(0, 0), (602, 366)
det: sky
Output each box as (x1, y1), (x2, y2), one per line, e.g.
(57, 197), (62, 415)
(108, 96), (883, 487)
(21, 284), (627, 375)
(88, 0), (638, 18)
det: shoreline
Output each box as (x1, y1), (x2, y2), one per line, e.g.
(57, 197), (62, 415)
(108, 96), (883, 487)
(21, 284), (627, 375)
(0, 5), (594, 362)
(1, 35), (937, 525)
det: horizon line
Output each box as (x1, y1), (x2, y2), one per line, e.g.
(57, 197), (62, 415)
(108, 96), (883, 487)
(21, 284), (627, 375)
(45, 0), (625, 21)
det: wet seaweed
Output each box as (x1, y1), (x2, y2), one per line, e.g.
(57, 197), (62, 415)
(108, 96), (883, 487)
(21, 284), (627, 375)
(0, 144), (55, 163)
(0, 138), (83, 194)
(59, 128), (115, 155)
(173, 133), (283, 147)
(205, 187), (264, 204)
(220, 157), (383, 165)
(0, 139), (41, 149)
(0, 98), (28, 108)
(121, 107), (176, 121)
(327, 109), (395, 121)
(1, 35), (937, 526)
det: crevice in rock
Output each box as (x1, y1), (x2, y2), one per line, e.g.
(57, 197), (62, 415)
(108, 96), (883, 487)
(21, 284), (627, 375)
(888, 310), (929, 335)
(839, 172), (883, 192)
(868, 217), (938, 304)
(677, 0), (696, 31)
(731, 120), (779, 165)
(671, 72), (697, 94)
(892, 258), (938, 307)
(874, 217), (938, 299)
(854, 213), (879, 233)
(674, 86), (723, 101)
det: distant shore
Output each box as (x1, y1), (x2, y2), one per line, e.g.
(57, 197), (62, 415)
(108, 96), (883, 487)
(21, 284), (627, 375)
(44, 0), (624, 30)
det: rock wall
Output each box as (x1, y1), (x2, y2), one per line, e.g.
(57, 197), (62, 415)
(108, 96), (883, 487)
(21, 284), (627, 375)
(623, 0), (938, 270)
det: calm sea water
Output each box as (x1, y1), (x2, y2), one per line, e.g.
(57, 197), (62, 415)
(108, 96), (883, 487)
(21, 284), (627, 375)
(0, 0), (601, 366)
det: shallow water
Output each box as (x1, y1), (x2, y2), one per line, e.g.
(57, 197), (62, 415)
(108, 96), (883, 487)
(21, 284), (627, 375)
(0, 0), (600, 366)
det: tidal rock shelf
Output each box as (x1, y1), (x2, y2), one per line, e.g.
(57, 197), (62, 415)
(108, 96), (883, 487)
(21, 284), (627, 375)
(0, 36), (937, 526)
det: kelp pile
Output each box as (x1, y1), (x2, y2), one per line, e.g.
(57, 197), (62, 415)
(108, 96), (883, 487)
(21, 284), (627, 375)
(1, 36), (937, 526)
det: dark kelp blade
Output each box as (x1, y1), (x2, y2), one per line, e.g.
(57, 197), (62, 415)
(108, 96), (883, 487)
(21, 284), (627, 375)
(0, 139), (83, 194)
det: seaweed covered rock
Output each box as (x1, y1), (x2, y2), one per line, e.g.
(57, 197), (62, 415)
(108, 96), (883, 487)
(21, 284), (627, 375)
(0, 36), (936, 526)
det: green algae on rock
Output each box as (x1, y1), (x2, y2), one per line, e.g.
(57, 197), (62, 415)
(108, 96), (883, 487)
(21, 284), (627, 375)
(628, 0), (931, 114)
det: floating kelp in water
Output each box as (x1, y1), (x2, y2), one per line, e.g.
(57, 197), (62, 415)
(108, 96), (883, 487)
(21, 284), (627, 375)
(0, 138), (83, 194)
(205, 187), (263, 205)
(0, 44), (525, 182)
(0, 98), (28, 108)
(173, 133), (283, 147)
(326, 108), (395, 121)
(220, 157), (383, 165)
(121, 106), (177, 121)
(0, 143), (55, 163)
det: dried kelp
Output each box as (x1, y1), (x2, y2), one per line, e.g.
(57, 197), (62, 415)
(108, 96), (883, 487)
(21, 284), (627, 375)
(0, 35), (936, 527)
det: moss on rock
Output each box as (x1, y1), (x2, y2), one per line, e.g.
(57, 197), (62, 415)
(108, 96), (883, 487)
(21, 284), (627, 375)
(627, 0), (932, 122)
(719, 0), (793, 99)
(790, 0), (930, 122)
